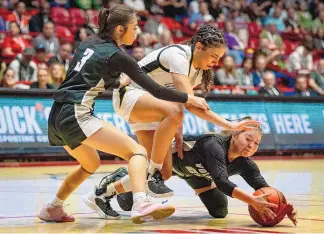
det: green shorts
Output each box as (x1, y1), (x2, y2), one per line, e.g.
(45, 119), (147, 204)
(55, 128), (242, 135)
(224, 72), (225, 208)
(48, 102), (103, 150)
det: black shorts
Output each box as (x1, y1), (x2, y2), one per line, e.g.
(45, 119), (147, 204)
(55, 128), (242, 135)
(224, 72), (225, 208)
(172, 153), (212, 190)
(48, 102), (103, 150)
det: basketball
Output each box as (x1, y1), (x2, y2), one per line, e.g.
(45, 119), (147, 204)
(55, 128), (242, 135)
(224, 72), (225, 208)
(248, 187), (288, 227)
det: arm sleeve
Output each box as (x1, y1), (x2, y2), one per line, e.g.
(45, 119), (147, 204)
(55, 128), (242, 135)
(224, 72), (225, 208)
(240, 158), (269, 191)
(109, 51), (188, 103)
(202, 138), (238, 197)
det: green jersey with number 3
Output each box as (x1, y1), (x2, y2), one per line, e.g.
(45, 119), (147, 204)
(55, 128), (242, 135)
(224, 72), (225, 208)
(53, 36), (121, 109)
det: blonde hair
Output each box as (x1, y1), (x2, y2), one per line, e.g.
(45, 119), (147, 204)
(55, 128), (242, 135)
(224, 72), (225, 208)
(49, 62), (66, 85)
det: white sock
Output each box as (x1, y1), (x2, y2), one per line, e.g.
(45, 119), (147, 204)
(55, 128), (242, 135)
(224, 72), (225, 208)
(50, 196), (64, 207)
(133, 192), (146, 204)
(120, 175), (132, 192)
(148, 159), (163, 177)
(105, 183), (117, 197)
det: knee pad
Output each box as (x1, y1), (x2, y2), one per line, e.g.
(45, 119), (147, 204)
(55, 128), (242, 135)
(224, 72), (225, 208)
(117, 192), (133, 211)
(198, 188), (228, 218)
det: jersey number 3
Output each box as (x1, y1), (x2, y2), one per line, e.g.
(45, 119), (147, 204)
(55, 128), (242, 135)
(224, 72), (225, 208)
(74, 48), (94, 72)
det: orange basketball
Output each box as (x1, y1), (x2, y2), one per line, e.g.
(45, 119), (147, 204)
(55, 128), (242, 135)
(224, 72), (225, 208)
(248, 187), (288, 227)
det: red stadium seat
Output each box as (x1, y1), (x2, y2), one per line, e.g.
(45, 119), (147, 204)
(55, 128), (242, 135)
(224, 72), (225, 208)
(55, 25), (74, 43)
(51, 7), (70, 27)
(69, 8), (86, 27)
(161, 17), (181, 31)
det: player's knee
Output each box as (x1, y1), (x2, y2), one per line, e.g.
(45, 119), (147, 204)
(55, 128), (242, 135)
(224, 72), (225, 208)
(86, 156), (101, 173)
(199, 188), (229, 219)
(169, 104), (184, 124)
(132, 145), (148, 159)
(208, 206), (228, 218)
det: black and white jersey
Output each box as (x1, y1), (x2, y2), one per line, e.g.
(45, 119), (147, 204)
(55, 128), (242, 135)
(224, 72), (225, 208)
(172, 134), (269, 197)
(131, 44), (203, 90)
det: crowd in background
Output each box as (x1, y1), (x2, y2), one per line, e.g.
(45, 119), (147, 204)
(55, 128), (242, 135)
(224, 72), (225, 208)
(0, 0), (323, 97)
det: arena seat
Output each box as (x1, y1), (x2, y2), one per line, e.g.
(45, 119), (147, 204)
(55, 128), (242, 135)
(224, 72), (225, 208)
(51, 7), (70, 27)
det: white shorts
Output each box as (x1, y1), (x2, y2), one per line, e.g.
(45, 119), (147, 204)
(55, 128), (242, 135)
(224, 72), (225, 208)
(112, 86), (160, 132)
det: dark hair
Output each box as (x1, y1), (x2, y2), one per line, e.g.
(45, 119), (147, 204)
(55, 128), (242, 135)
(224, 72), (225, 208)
(98, 5), (136, 40)
(187, 25), (226, 91)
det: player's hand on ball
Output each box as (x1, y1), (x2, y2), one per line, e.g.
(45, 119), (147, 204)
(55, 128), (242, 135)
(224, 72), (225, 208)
(252, 193), (278, 222)
(287, 202), (298, 226)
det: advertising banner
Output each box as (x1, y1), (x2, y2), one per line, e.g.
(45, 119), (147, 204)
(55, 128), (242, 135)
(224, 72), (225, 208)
(0, 96), (323, 153)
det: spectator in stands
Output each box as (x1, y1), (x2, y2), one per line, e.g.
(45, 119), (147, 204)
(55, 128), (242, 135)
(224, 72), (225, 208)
(0, 68), (16, 88)
(156, 0), (187, 20)
(131, 46), (145, 61)
(0, 16), (5, 31)
(293, 74), (316, 97)
(50, 0), (70, 8)
(188, 0), (202, 30)
(6, 1), (29, 33)
(228, 8), (249, 47)
(258, 71), (281, 96)
(153, 30), (173, 50)
(0, 0), (8, 8)
(214, 55), (237, 86)
(143, 7), (168, 39)
(236, 57), (254, 87)
(285, 7), (300, 33)
(208, 0), (223, 21)
(33, 21), (60, 57)
(287, 37), (313, 73)
(224, 21), (245, 65)
(313, 28), (324, 50)
(252, 54), (267, 87)
(29, 1), (51, 33)
(264, 4), (286, 32)
(199, 2), (214, 22)
(75, 27), (90, 47)
(138, 32), (153, 55)
(260, 23), (284, 49)
(312, 10), (324, 33)
(71, 0), (101, 10)
(309, 58), (324, 95)
(244, 1), (272, 22)
(48, 43), (72, 71)
(33, 44), (48, 69)
(297, 0), (313, 32)
(8, 47), (37, 82)
(30, 68), (55, 89)
(123, 0), (148, 16)
(2, 21), (30, 57)
(268, 1), (287, 20)
(49, 62), (65, 88)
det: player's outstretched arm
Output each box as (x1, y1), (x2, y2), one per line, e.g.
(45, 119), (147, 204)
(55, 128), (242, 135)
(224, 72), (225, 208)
(110, 51), (209, 110)
(171, 72), (259, 130)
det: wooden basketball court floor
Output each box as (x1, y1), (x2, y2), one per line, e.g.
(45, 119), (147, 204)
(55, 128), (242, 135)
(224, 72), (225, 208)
(0, 158), (324, 234)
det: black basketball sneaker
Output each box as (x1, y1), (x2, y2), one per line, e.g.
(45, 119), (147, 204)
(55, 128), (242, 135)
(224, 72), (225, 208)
(146, 170), (174, 198)
(82, 167), (128, 219)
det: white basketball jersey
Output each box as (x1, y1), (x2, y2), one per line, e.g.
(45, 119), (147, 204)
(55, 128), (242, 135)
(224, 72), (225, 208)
(131, 45), (203, 90)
